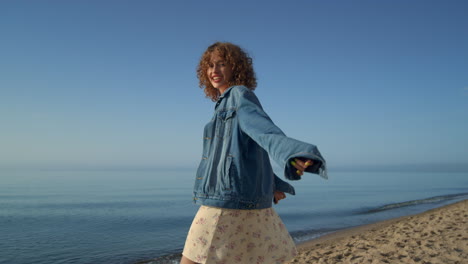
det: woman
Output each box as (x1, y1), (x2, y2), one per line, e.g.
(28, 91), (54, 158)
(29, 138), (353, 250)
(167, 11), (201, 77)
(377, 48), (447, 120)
(181, 42), (327, 264)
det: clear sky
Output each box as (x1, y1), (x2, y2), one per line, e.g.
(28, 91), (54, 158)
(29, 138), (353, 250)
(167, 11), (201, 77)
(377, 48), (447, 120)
(1, 0), (467, 171)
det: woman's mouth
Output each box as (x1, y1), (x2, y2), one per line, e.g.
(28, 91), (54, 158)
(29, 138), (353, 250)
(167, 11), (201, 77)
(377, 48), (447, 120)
(212, 76), (222, 83)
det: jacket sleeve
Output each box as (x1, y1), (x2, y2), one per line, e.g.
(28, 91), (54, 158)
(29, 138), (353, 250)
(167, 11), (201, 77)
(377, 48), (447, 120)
(274, 174), (296, 195)
(236, 87), (328, 181)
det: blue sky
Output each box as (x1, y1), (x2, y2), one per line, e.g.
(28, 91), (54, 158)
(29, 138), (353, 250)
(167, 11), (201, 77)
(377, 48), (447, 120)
(1, 0), (467, 171)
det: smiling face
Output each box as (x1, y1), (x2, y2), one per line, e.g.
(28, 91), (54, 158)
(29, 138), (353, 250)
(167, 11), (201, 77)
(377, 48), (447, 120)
(207, 52), (233, 95)
(197, 42), (257, 102)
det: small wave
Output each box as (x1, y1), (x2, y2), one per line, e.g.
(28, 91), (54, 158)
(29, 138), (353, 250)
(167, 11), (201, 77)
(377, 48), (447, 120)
(361, 192), (468, 214)
(290, 229), (337, 243)
(134, 252), (181, 264)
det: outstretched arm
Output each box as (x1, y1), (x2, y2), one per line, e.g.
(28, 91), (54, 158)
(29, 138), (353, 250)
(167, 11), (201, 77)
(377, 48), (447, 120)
(236, 87), (327, 180)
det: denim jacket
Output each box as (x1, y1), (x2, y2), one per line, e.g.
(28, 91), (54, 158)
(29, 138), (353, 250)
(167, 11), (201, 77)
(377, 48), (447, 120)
(193, 85), (327, 210)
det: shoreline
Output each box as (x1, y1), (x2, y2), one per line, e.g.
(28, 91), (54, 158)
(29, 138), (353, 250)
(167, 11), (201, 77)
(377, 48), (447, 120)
(288, 199), (467, 263)
(136, 199), (467, 264)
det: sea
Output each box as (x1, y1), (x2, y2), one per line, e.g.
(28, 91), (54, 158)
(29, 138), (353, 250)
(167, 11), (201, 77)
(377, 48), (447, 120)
(1, 168), (467, 264)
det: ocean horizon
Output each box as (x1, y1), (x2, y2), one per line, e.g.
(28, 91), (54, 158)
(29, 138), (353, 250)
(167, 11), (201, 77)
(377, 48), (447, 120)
(1, 168), (467, 264)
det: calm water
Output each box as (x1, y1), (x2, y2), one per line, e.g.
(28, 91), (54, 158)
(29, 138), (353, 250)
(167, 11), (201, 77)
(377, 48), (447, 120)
(0, 169), (467, 264)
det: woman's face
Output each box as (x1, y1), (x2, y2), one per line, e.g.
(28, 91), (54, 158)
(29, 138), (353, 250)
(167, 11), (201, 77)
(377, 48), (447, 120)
(207, 52), (232, 94)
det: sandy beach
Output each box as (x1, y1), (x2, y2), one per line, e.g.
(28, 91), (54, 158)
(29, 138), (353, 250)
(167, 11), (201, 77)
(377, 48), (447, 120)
(287, 200), (467, 264)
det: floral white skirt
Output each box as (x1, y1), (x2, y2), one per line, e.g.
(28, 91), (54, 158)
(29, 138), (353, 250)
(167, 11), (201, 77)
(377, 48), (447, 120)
(182, 205), (297, 264)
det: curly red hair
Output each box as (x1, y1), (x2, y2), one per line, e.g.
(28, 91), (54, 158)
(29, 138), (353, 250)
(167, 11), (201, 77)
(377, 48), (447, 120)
(197, 42), (257, 101)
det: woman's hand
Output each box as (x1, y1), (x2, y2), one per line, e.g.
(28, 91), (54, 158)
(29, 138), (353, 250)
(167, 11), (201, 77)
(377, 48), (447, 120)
(290, 158), (313, 176)
(273, 191), (286, 204)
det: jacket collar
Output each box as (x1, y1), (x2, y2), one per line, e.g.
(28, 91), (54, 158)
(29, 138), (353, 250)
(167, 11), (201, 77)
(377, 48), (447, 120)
(215, 86), (236, 109)
(219, 85), (236, 100)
